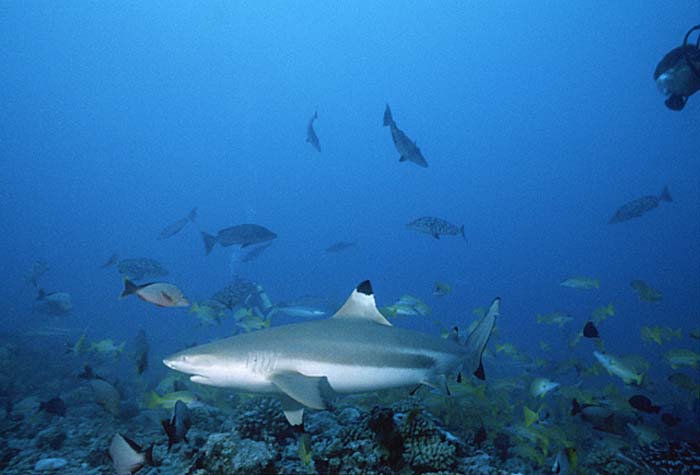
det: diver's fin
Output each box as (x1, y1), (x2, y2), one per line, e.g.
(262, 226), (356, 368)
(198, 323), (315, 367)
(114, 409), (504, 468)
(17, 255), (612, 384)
(331, 281), (392, 326)
(270, 372), (331, 410)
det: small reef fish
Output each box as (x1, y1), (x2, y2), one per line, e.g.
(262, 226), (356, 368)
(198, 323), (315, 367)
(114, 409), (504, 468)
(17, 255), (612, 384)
(201, 224), (277, 255)
(306, 110), (321, 152)
(406, 217), (465, 240)
(628, 395), (660, 414)
(233, 307), (271, 332)
(593, 351), (644, 385)
(380, 294), (431, 318)
(559, 276), (599, 290)
(90, 339), (125, 357)
(383, 104), (428, 167)
(117, 257), (168, 281)
(157, 207), (197, 240)
(530, 378), (559, 398)
(631, 280), (662, 302)
(90, 379), (120, 416)
(39, 397), (66, 417)
(325, 240), (357, 253)
(536, 311), (573, 327)
(433, 281), (452, 297)
(190, 300), (227, 325)
(640, 326), (681, 345)
(664, 348), (700, 369)
(120, 279), (189, 308)
(35, 289), (73, 316)
(609, 186), (672, 223)
(146, 390), (198, 410)
(591, 303), (615, 325)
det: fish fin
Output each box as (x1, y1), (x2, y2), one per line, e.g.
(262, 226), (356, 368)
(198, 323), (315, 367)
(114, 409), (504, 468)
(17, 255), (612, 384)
(36, 288), (46, 300)
(331, 280), (392, 326)
(383, 104), (393, 126)
(279, 394), (305, 425)
(399, 155), (407, 162)
(659, 186), (672, 202)
(201, 231), (217, 255)
(270, 372), (332, 410)
(120, 279), (140, 299)
(432, 233), (440, 239)
(463, 297), (499, 380)
(161, 419), (175, 450)
(460, 224), (466, 241)
(188, 207), (198, 222)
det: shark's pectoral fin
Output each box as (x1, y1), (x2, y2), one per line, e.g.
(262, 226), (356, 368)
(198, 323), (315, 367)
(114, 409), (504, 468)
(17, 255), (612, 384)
(278, 394), (305, 425)
(270, 372), (332, 411)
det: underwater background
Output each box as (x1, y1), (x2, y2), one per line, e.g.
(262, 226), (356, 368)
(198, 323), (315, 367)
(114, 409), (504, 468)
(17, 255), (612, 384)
(1, 2), (699, 474)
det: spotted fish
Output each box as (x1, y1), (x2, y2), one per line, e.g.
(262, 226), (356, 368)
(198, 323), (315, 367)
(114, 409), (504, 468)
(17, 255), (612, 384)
(609, 187), (672, 223)
(406, 216), (465, 240)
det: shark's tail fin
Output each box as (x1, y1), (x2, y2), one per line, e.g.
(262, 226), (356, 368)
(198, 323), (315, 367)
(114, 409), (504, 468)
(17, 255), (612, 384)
(201, 231), (217, 255)
(659, 186), (672, 203)
(383, 104), (394, 127)
(463, 297), (499, 380)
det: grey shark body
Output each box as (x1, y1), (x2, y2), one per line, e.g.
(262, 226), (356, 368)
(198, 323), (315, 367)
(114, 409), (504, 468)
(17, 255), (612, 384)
(163, 280), (497, 424)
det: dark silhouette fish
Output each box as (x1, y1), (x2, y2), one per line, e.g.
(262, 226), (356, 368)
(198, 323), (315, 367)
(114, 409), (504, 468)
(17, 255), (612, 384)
(35, 289), (73, 316)
(39, 397), (66, 417)
(306, 111), (321, 152)
(383, 104), (428, 168)
(134, 329), (149, 376)
(201, 224), (277, 255)
(161, 400), (191, 450)
(406, 217), (465, 240)
(158, 207), (197, 240)
(609, 186), (672, 223)
(325, 240), (357, 253)
(628, 395), (661, 414)
(582, 321), (599, 338)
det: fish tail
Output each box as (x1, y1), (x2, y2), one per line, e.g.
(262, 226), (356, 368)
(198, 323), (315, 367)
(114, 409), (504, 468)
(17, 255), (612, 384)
(460, 224), (466, 241)
(201, 231), (217, 255)
(571, 398), (582, 416)
(463, 297), (499, 380)
(145, 391), (161, 409)
(161, 419), (175, 450)
(313, 110), (318, 120)
(36, 288), (46, 300)
(659, 186), (672, 202)
(120, 279), (139, 299)
(188, 207), (198, 222)
(383, 104), (394, 126)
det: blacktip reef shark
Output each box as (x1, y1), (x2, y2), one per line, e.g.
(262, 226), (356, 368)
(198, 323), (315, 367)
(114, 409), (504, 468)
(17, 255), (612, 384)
(163, 280), (498, 425)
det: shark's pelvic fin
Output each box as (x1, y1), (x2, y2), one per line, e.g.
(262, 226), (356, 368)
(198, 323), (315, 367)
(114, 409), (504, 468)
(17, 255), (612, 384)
(279, 394), (305, 425)
(270, 372), (330, 410)
(331, 280), (392, 326)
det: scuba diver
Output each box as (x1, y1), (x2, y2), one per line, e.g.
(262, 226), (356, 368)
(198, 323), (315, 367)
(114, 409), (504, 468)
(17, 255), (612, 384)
(654, 24), (700, 110)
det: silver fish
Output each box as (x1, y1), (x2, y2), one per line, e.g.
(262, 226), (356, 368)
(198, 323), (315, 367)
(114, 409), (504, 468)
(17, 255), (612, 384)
(158, 207), (197, 240)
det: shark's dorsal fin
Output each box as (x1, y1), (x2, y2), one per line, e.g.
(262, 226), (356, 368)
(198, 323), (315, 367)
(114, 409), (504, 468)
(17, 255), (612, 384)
(331, 280), (392, 326)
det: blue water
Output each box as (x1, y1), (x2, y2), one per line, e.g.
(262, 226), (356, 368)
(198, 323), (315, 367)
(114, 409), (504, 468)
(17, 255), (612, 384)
(1, 1), (699, 395)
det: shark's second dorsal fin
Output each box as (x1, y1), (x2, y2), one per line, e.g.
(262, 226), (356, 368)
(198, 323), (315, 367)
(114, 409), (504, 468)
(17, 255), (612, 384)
(331, 280), (392, 326)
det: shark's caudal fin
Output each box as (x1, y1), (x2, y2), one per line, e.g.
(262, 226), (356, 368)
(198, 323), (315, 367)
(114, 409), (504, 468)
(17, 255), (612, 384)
(201, 231), (218, 256)
(463, 297), (499, 380)
(331, 280), (392, 326)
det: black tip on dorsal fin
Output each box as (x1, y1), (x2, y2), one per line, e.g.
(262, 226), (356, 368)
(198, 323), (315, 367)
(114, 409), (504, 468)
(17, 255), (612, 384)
(122, 435), (142, 453)
(473, 360), (485, 381)
(356, 280), (373, 296)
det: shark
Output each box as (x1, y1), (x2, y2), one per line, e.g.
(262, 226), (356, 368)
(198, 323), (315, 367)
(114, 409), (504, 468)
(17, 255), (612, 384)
(163, 280), (498, 425)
